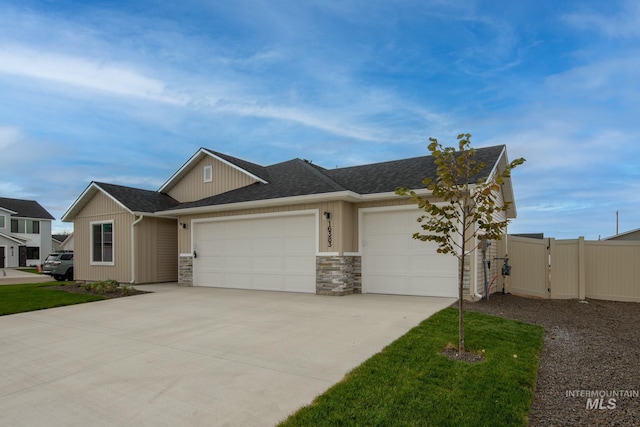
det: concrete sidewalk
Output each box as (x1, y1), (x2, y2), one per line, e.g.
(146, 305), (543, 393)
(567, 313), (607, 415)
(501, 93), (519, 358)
(0, 284), (455, 426)
(0, 268), (54, 285)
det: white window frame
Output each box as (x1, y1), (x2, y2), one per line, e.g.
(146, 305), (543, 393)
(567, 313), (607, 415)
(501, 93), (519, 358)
(0, 214), (5, 229)
(90, 220), (115, 266)
(203, 165), (213, 183)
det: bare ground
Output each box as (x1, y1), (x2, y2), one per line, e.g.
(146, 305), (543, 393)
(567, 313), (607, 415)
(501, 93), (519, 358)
(465, 294), (640, 427)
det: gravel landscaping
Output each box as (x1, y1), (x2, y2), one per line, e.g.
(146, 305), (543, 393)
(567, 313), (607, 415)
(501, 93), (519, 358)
(465, 294), (640, 427)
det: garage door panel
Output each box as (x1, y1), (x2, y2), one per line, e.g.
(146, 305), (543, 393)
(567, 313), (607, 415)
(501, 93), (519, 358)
(222, 221), (250, 238)
(284, 215), (314, 235)
(409, 254), (457, 273)
(366, 275), (408, 295)
(284, 255), (315, 272)
(366, 234), (408, 252)
(194, 214), (316, 293)
(224, 238), (252, 254)
(366, 254), (408, 273)
(362, 209), (458, 297)
(285, 236), (313, 253)
(253, 237), (284, 253)
(253, 255), (284, 271)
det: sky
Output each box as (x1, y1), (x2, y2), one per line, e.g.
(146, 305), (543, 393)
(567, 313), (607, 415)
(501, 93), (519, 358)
(0, 0), (638, 240)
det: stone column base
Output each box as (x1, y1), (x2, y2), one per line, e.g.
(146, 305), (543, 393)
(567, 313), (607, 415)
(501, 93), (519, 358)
(178, 255), (193, 286)
(316, 255), (361, 296)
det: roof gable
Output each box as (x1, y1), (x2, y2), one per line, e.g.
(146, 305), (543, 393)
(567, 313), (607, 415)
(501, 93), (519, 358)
(62, 182), (179, 221)
(0, 197), (54, 220)
(159, 148), (268, 194)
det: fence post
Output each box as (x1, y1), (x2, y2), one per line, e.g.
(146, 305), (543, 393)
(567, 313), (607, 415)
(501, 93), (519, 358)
(548, 238), (555, 298)
(578, 236), (586, 300)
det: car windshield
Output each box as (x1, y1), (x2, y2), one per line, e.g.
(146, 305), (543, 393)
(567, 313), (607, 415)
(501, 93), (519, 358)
(45, 254), (61, 262)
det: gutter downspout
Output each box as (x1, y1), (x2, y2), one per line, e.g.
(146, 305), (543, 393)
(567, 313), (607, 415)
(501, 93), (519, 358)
(130, 214), (144, 284)
(469, 190), (483, 301)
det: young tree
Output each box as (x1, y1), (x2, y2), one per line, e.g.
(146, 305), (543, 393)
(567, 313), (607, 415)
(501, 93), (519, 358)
(396, 134), (525, 354)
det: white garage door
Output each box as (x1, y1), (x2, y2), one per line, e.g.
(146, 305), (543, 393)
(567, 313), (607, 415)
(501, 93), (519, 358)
(361, 208), (458, 297)
(193, 213), (316, 293)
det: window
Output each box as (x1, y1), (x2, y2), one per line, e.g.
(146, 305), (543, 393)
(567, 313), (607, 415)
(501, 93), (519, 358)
(91, 221), (114, 264)
(0, 215), (5, 229)
(10, 219), (40, 234)
(26, 247), (40, 260)
(203, 165), (213, 182)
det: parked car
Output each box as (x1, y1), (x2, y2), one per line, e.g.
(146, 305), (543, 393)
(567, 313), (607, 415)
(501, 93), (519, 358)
(42, 252), (74, 281)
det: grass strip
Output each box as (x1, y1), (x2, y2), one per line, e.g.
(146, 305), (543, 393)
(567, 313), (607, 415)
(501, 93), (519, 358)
(279, 307), (544, 427)
(0, 283), (105, 316)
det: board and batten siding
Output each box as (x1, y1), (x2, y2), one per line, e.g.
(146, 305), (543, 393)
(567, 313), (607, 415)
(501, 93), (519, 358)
(74, 191), (133, 283)
(135, 217), (178, 283)
(167, 156), (259, 203)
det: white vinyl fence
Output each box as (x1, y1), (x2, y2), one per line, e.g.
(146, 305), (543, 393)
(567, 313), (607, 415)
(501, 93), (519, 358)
(506, 236), (640, 302)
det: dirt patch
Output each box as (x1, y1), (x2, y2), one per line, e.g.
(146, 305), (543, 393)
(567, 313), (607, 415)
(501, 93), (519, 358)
(47, 282), (150, 299)
(441, 347), (484, 363)
(465, 294), (640, 426)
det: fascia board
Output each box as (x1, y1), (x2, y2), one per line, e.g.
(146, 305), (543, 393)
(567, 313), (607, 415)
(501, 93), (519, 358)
(154, 189), (436, 217)
(158, 148), (268, 193)
(0, 207), (18, 215)
(483, 146), (517, 219)
(155, 191), (363, 216)
(0, 231), (28, 244)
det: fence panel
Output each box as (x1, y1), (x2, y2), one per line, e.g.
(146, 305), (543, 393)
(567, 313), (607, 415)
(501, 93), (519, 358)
(585, 240), (640, 302)
(550, 239), (580, 299)
(507, 236), (549, 298)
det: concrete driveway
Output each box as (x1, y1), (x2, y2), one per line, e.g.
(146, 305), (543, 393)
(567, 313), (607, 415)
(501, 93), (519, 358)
(0, 284), (455, 427)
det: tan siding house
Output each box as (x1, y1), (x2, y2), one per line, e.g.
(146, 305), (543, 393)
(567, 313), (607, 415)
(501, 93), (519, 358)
(63, 145), (517, 299)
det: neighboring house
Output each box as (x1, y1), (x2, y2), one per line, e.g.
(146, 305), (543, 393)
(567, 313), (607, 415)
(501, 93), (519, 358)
(0, 197), (54, 268)
(604, 228), (640, 241)
(52, 233), (74, 252)
(62, 146), (518, 298)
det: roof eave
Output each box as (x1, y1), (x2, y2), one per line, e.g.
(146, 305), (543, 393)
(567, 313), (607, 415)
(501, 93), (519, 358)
(154, 189), (435, 217)
(154, 191), (364, 216)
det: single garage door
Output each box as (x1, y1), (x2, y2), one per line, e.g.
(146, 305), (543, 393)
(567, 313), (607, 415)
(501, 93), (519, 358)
(361, 208), (458, 297)
(193, 213), (316, 293)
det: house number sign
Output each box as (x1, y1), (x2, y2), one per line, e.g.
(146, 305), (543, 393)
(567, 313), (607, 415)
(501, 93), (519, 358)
(327, 220), (332, 248)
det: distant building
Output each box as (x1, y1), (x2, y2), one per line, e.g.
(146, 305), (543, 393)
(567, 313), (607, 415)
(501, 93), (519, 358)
(0, 197), (55, 268)
(603, 228), (640, 241)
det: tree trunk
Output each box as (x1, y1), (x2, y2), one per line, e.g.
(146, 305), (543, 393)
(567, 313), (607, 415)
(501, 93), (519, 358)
(458, 255), (465, 353)
(458, 212), (466, 353)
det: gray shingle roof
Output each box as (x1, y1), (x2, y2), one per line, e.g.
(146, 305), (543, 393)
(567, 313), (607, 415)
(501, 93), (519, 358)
(0, 197), (55, 220)
(325, 144), (506, 194)
(202, 148), (269, 181)
(94, 182), (180, 213)
(167, 145), (506, 210)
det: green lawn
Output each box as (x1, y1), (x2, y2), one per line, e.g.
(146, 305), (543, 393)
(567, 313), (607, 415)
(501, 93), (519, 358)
(0, 283), (105, 316)
(279, 308), (544, 427)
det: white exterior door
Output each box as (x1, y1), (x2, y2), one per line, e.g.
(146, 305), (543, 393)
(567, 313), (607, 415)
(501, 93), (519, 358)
(193, 212), (316, 293)
(360, 207), (458, 297)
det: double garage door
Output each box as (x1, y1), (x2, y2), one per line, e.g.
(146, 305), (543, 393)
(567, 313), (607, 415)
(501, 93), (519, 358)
(192, 208), (458, 297)
(193, 213), (317, 293)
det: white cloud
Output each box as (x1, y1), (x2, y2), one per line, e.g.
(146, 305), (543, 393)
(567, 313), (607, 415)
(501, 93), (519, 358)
(0, 45), (187, 105)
